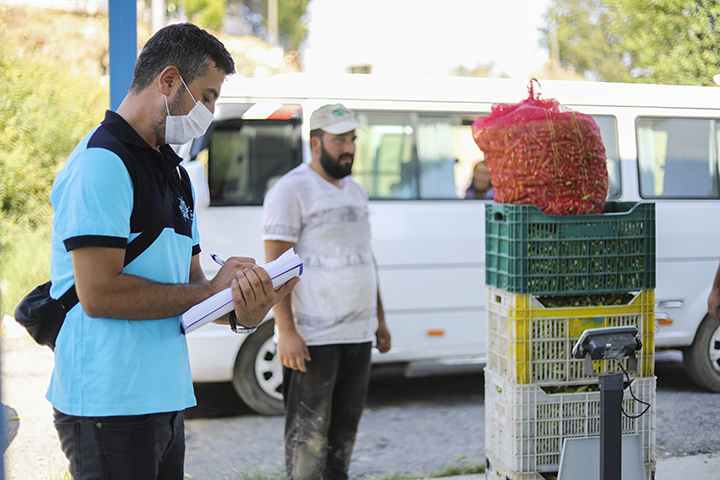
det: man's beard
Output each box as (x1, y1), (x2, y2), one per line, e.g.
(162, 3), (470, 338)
(320, 143), (353, 179)
(151, 87), (188, 146)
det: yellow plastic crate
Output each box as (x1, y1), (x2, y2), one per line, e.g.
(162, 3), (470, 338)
(486, 286), (655, 385)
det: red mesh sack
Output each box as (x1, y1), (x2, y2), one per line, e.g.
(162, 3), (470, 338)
(472, 80), (608, 215)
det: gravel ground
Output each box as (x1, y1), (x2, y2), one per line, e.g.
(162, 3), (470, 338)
(182, 371), (484, 480)
(1, 335), (68, 480)
(4, 316), (719, 480)
(652, 350), (720, 458)
(0, 323), (484, 480)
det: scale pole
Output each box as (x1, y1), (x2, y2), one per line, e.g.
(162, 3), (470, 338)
(599, 373), (624, 480)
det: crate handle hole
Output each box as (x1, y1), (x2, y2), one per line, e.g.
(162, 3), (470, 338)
(494, 212), (504, 221)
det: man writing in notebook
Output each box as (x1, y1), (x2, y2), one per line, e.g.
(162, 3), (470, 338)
(47, 23), (297, 479)
(263, 104), (392, 480)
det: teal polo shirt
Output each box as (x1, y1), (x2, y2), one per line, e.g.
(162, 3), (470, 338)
(47, 110), (199, 416)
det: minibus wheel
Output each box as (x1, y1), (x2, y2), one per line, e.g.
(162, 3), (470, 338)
(684, 315), (720, 392)
(231, 320), (285, 415)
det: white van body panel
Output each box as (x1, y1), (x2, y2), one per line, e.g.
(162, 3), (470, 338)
(653, 201), (720, 346)
(190, 200), (489, 380)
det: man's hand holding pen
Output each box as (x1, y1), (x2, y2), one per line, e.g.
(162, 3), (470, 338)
(209, 254), (299, 330)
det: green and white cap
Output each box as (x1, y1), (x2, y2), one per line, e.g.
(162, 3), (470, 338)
(309, 104), (361, 135)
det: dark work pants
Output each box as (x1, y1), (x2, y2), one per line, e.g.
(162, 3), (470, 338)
(282, 342), (372, 480)
(53, 408), (185, 480)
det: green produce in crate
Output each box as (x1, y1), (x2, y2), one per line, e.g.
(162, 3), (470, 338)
(485, 202), (655, 296)
(537, 292), (635, 308)
(542, 384), (600, 394)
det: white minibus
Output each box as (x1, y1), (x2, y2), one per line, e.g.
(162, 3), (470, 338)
(180, 73), (720, 414)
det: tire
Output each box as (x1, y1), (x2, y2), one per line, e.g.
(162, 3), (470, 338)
(231, 320), (285, 415)
(684, 315), (720, 392)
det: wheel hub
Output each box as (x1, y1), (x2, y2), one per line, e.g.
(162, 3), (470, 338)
(254, 337), (283, 401)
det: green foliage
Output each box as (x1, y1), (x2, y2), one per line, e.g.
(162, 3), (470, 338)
(161, 0), (310, 52)
(230, 470), (286, 480)
(171, 0), (227, 31)
(541, 0), (720, 85)
(44, 466), (71, 480)
(541, 0), (634, 82)
(428, 463), (486, 477)
(612, 0), (720, 85)
(245, 0), (311, 52)
(276, 0), (310, 52)
(0, 222), (52, 318)
(368, 462), (485, 480)
(0, 18), (108, 317)
(0, 46), (107, 227)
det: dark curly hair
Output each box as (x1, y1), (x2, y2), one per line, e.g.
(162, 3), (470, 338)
(129, 23), (235, 93)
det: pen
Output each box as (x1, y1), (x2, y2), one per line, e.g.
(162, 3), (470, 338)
(210, 253), (225, 266)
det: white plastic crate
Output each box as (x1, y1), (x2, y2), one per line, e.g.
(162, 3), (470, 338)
(484, 368), (656, 473)
(486, 286), (654, 385)
(485, 451), (656, 480)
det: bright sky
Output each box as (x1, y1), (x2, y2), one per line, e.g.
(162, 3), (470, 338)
(302, 0), (552, 79)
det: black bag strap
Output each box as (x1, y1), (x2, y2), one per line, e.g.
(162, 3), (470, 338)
(57, 167), (182, 311)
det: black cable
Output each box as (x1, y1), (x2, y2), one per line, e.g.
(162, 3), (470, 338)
(615, 359), (651, 419)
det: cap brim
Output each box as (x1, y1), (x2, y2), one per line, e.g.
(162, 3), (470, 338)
(320, 119), (362, 135)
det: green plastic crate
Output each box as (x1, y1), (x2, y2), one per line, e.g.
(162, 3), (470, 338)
(485, 202), (656, 295)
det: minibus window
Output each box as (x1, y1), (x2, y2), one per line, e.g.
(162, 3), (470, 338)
(354, 113), (415, 199)
(416, 116), (460, 199)
(206, 120), (301, 206)
(354, 112), (488, 200)
(637, 117), (718, 198)
(590, 115), (621, 199)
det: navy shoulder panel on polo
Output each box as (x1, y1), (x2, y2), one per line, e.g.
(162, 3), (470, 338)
(81, 110), (196, 243)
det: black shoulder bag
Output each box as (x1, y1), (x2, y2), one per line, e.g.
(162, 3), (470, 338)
(14, 169), (182, 351)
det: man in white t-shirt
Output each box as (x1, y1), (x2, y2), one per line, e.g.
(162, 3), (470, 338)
(263, 104), (391, 480)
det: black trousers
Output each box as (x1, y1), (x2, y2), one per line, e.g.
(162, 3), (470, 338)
(53, 408), (185, 480)
(282, 342), (372, 480)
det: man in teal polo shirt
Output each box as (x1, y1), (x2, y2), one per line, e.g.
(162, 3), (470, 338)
(47, 23), (298, 479)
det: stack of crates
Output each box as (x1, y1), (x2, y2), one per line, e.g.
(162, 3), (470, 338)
(483, 202), (657, 480)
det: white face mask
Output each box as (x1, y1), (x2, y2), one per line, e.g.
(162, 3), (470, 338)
(164, 76), (214, 145)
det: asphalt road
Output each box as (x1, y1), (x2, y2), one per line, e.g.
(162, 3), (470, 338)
(2, 330), (720, 480)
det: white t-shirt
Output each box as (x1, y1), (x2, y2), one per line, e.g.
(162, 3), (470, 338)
(262, 164), (378, 346)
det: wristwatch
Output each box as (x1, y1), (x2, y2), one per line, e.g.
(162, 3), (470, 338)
(228, 311), (258, 334)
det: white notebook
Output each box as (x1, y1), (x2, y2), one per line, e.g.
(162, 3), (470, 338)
(182, 249), (303, 334)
